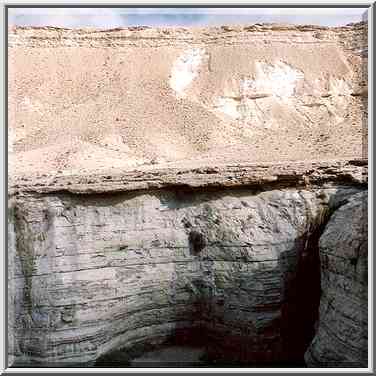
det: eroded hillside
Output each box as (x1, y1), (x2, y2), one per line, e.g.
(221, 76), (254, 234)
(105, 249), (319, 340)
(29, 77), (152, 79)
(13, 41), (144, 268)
(7, 22), (368, 368)
(9, 23), (367, 178)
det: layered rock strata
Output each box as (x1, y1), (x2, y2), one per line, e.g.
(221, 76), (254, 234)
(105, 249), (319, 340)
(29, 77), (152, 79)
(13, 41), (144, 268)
(8, 21), (368, 368)
(8, 161), (367, 367)
(305, 192), (368, 367)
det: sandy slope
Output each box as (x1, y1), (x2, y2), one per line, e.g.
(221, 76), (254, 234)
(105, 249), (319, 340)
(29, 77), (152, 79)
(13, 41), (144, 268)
(8, 23), (367, 178)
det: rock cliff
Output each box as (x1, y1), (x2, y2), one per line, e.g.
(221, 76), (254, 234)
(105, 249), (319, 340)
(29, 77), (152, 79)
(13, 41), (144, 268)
(7, 22), (368, 368)
(305, 191), (368, 367)
(8, 161), (367, 367)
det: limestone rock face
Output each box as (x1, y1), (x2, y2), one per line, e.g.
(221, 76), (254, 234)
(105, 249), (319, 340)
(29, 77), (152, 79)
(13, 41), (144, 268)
(7, 21), (368, 368)
(8, 185), (364, 366)
(305, 192), (368, 367)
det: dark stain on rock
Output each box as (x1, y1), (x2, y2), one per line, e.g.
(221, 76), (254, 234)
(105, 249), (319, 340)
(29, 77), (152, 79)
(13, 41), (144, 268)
(189, 230), (206, 255)
(181, 217), (192, 229)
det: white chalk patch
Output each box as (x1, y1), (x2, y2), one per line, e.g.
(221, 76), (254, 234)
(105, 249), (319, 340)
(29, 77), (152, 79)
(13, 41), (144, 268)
(170, 48), (205, 98)
(328, 78), (352, 96)
(246, 61), (304, 99)
(215, 97), (241, 120)
(214, 61), (304, 122)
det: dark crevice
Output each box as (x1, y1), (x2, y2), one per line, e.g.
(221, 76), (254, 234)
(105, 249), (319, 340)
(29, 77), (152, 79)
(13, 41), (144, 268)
(12, 187), (355, 367)
(281, 206), (334, 364)
(188, 230), (207, 255)
(93, 207), (334, 367)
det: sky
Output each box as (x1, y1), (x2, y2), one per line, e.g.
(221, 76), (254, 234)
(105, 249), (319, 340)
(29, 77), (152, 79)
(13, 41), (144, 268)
(8, 7), (368, 29)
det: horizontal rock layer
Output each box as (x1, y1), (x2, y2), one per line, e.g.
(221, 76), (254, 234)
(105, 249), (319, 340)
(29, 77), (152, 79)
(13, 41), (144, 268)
(7, 20), (368, 367)
(8, 23), (367, 49)
(8, 184), (365, 366)
(9, 159), (367, 195)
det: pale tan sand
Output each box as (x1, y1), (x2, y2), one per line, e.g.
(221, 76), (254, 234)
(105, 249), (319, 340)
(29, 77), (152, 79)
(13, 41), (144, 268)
(8, 23), (367, 179)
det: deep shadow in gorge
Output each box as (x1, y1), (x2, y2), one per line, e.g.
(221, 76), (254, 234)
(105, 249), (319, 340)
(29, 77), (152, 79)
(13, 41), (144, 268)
(94, 211), (330, 368)
(280, 212), (329, 365)
(10, 186), (365, 368)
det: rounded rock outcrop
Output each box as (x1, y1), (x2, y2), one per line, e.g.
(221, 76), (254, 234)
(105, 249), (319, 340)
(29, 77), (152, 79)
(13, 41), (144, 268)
(305, 192), (368, 367)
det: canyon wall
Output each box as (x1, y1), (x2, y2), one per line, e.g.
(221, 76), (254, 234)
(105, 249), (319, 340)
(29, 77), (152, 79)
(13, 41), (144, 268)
(8, 21), (368, 368)
(305, 191), (368, 367)
(8, 162), (367, 367)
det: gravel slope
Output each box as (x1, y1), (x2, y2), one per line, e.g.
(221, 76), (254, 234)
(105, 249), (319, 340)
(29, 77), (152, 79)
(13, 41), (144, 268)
(8, 23), (367, 179)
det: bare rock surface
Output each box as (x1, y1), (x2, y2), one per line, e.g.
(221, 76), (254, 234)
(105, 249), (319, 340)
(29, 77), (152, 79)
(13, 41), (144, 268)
(129, 346), (206, 367)
(305, 191), (368, 367)
(7, 22), (368, 368)
(8, 184), (365, 366)
(9, 158), (367, 196)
